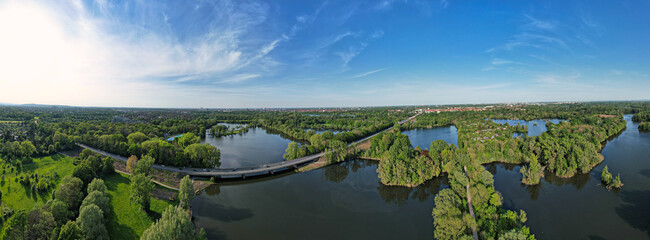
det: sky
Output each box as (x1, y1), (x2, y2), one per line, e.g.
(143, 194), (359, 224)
(0, 0), (649, 108)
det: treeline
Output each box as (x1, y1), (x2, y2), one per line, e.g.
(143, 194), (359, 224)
(82, 132), (220, 168)
(633, 111), (650, 131)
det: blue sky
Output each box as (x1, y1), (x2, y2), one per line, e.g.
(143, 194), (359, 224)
(0, 0), (649, 108)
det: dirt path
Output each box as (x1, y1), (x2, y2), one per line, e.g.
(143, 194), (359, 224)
(115, 169), (180, 191)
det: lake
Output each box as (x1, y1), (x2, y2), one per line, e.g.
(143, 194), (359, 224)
(491, 119), (565, 137)
(489, 115), (650, 239)
(402, 125), (458, 148)
(202, 125), (294, 168)
(192, 160), (446, 240)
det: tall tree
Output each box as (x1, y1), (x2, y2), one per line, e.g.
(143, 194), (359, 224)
(126, 155), (138, 174)
(76, 204), (109, 240)
(179, 175), (194, 210)
(141, 206), (206, 240)
(130, 173), (154, 211)
(55, 176), (85, 213)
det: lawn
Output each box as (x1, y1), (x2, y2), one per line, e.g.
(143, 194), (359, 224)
(0, 154), (75, 210)
(104, 173), (174, 239)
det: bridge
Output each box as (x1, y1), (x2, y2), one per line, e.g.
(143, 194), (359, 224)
(78, 112), (420, 179)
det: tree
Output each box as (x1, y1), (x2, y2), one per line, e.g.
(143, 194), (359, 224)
(141, 206), (206, 240)
(520, 155), (543, 185)
(87, 178), (107, 195)
(49, 199), (72, 227)
(127, 155), (138, 174)
(127, 132), (148, 144)
(177, 133), (200, 148)
(130, 173), (154, 210)
(179, 175), (194, 209)
(432, 189), (469, 240)
(26, 207), (56, 240)
(2, 209), (28, 240)
(102, 157), (115, 175)
(72, 162), (97, 185)
(20, 140), (37, 158)
(58, 221), (83, 240)
(76, 204), (108, 240)
(55, 176), (85, 212)
(81, 191), (111, 219)
(611, 174), (624, 189)
(601, 166), (612, 185)
(135, 155), (155, 176)
(184, 143), (220, 168)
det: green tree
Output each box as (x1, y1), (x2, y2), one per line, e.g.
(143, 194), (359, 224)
(72, 162), (97, 185)
(520, 155), (543, 185)
(1, 209), (28, 240)
(58, 221), (83, 240)
(179, 175), (194, 210)
(55, 176), (85, 212)
(141, 206), (206, 240)
(130, 173), (154, 210)
(177, 133), (200, 148)
(127, 132), (149, 144)
(601, 166), (612, 185)
(49, 199), (72, 227)
(76, 204), (108, 240)
(81, 191), (111, 219)
(26, 207), (56, 240)
(184, 143), (220, 168)
(87, 178), (107, 195)
(20, 140), (37, 158)
(134, 155), (155, 176)
(432, 189), (469, 240)
(102, 157), (115, 175)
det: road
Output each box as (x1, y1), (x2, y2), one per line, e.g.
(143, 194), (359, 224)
(78, 112), (421, 178)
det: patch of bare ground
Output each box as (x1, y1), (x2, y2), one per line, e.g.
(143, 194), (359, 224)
(113, 160), (184, 190)
(193, 180), (212, 194)
(597, 114), (616, 118)
(297, 155), (329, 172)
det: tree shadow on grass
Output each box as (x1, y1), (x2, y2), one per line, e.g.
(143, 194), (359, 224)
(615, 190), (650, 237)
(106, 200), (138, 240)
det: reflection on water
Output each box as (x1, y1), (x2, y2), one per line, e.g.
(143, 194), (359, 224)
(402, 126), (458, 148)
(202, 127), (294, 168)
(193, 159), (445, 240)
(491, 115), (650, 239)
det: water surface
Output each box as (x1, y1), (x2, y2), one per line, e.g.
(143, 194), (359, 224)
(402, 126), (458, 148)
(491, 119), (565, 137)
(193, 160), (446, 240)
(202, 125), (293, 168)
(490, 115), (650, 239)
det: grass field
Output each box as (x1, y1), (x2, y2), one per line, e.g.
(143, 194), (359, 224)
(104, 173), (174, 239)
(0, 154), (75, 210)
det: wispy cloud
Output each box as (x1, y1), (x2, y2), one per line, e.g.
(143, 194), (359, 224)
(352, 68), (388, 78)
(215, 74), (261, 84)
(523, 14), (556, 30)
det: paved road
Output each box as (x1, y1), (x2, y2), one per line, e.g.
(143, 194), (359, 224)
(78, 112), (421, 178)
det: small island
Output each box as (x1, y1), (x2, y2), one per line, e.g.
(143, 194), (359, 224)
(601, 166), (623, 189)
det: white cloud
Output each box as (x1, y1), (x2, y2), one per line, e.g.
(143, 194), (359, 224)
(352, 68), (388, 78)
(0, 0), (277, 107)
